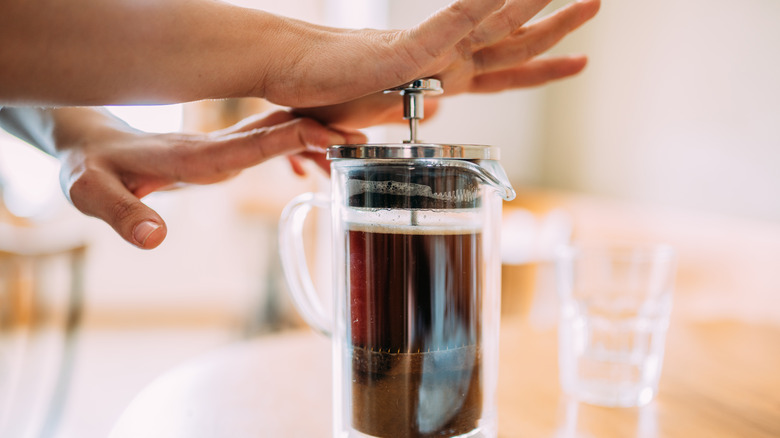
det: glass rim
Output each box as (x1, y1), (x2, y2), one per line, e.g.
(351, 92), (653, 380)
(327, 143), (499, 160)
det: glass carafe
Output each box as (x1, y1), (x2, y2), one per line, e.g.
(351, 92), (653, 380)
(280, 77), (515, 438)
(279, 142), (515, 438)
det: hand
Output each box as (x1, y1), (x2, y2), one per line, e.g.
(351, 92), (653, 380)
(56, 109), (365, 249)
(292, 0), (600, 130)
(276, 0), (600, 129)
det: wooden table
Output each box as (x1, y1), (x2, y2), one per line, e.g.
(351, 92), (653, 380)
(109, 314), (780, 438)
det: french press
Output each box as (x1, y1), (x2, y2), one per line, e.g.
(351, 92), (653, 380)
(279, 79), (516, 438)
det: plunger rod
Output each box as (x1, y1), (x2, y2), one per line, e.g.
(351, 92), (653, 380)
(403, 91), (424, 143)
(409, 118), (418, 143)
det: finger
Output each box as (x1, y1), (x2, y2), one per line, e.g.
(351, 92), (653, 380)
(215, 109), (296, 136)
(473, 0), (600, 74)
(287, 155), (307, 177)
(403, 0), (505, 70)
(287, 124), (367, 177)
(293, 94), (402, 130)
(470, 55), (588, 92)
(297, 151), (331, 175)
(468, 0), (553, 48)
(287, 125), (365, 177)
(66, 166), (167, 249)
(179, 118), (346, 183)
(337, 129), (369, 144)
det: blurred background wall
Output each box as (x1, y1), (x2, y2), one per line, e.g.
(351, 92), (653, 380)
(2, 0), (778, 325)
(540, 0), (780, 221)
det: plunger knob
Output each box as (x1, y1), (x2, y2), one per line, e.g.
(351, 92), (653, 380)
(384, 78), (443, 143)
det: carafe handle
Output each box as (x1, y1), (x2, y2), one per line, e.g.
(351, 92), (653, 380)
(278, 192), (332, 336)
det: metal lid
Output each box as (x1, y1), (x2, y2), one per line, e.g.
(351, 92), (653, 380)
(327, 143), (500, 160)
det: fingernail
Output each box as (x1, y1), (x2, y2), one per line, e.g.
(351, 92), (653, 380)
(133, 220), (161, 247)
(308, 145), (328, 154)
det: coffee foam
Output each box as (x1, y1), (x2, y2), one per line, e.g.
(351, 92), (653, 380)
(347, 221), (482, 235)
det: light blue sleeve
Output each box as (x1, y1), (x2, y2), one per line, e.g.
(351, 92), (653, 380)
(0, 106), (57, 155)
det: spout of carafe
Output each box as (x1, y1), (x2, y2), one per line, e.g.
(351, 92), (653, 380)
(446, 160), (516, 201)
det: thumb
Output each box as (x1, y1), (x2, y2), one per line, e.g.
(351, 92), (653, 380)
(65, 166), (167, 249)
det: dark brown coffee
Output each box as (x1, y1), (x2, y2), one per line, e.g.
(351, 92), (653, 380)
(347, 225), (483, 437)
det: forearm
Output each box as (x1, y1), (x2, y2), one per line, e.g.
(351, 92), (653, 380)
(0, 0), (298, 106)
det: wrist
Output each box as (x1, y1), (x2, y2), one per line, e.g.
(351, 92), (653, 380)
(243, 13), (326, 101)
(50, 108), (137, 156)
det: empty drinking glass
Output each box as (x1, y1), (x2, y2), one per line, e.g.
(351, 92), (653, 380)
(555, 243), (677, 407)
